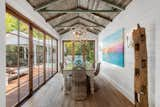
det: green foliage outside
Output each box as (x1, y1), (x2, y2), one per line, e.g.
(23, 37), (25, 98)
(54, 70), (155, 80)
(64, 41), (94, 64)
(64, 42), (73, 56)
(6, 13), (29, 34)
(6, 13), (29, 67)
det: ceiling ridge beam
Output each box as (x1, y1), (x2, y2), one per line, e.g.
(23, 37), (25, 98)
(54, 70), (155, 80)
(35, 0), (58, 11)
(102, 0), (125, 11)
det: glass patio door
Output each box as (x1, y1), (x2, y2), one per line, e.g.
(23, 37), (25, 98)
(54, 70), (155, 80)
(63, 40), (95, 70)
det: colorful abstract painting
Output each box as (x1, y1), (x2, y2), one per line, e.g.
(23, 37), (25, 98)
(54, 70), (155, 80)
(102, 28), (124, 67)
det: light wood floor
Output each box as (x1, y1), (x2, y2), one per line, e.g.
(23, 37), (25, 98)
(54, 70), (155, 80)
(22, 73), (134, 107)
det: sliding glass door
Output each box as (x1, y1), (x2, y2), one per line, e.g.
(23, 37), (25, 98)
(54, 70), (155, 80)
(52, 39), (58, 74)
(33, 28), (45, 90)
(46, 35), (52, 80)
(5, 12), (58, 107)
(6, 13), (29, 107)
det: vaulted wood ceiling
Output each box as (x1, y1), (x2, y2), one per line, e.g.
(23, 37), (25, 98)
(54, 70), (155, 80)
(27, 0), (132, 35)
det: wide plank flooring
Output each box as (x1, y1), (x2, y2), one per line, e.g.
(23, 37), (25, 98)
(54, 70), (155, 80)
(22, 73), (134, 107)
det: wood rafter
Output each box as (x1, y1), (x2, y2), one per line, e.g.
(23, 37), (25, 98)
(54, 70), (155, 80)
(35, 0), (59, 11)
(102, 0), (125, 11)
(52, 16), (105, 28)
(58, 22), (99, 35)
(79, 17), (105, 28)
(52, 16), (79, 28)
(45, 7), (112, 22)
(59, 29), (70, 35)
(39, 8), (120, 13)
(79, 6), (112, 22)
(46, 13), (66, 22)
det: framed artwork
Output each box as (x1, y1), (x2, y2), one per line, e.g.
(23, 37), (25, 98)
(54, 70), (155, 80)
(102, 28), (124, 67)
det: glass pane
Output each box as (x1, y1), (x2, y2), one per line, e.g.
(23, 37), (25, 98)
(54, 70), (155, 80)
(19, 21), (29, 101)
(33, 29), (40, 90)
(63, 41), (73, 70)
(33, 29), (44, 90)
(74, 42), (83, 65)
(52, 39), (57, 74)
(85, 41), (95, 68)
(46, 36), (52, 79)
(6, 13), (19, 107)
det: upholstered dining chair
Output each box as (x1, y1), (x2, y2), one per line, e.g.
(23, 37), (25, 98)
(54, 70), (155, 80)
(59, 62), (64, 74)
(94, 62), (101, 76)
(92, 62), (101, 93)
(60, 62), (72, 94)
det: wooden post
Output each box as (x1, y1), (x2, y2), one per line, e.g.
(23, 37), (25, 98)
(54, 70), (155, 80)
(29, 24), (33, 96)
(43, 34), (46, 82)
(133, 24), (148, 107)
(51, 39), (53, 76)
(56, 40), (58, 72)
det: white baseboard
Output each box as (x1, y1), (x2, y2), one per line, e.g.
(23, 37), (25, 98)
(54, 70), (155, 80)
(101, 72), (135, 104)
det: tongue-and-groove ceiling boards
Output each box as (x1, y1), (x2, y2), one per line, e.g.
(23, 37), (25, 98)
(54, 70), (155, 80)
(27, 0), (132, 35)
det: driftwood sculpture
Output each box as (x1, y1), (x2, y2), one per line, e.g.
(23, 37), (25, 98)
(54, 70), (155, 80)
(133, 24), (148, 107)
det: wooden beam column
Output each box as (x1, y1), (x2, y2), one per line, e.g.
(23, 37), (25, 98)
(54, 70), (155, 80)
(29, 24), (33, 96)
(56, 40), (58, 72)
(51, 39), (54, 76)
(133, 24), (148, 107)
(43, 34), (46, 82)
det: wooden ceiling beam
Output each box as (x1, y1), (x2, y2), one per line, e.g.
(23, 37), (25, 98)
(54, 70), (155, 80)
(79, 17), (105, 28)
(45, 6), (112, 22)
(46, 13), (66, 22)
(102, 0), (125, 11)
(58, 22), (99, 35)
(77, 23), (100, 33)
(79, 6), (112, 22)
(39, 8), (120, 13)
(52, 16), (79, 28)
(87, 28), (99, 35)
(59, 29), (70, 35)
(91, 13), (112, 22)
(35, 0), (59, 11)
(52, 16), (105, 28)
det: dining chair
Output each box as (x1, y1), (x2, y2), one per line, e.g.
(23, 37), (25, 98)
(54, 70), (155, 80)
(59, 62), (64, 74)
(94, 62), (101, 76)
(92, 62), (101, 93)
(60, 62), (72, 94)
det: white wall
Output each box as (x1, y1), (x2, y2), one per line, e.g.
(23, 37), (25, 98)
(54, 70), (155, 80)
(6, 0), (59, 39)
(155, 19), (160, 107)
(98, 0), (160, 107)
(60, 31), (98, 64)
(0, 0), (6, 106)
